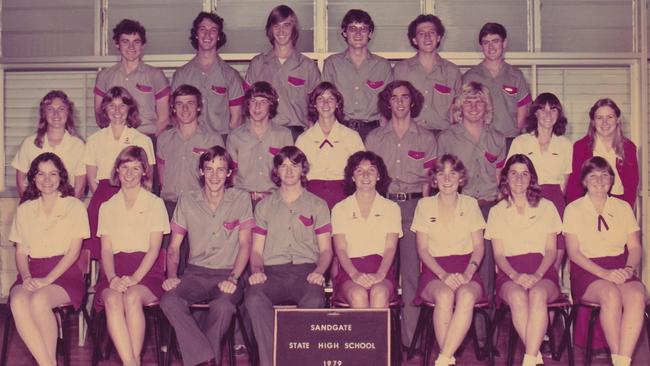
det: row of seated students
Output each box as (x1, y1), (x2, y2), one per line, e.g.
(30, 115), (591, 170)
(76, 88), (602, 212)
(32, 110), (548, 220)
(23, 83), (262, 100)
(9, 143), (643, 366)
(7, 6), (642, 366)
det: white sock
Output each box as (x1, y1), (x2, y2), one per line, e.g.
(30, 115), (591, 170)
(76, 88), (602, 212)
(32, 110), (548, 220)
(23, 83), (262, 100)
(522, 353), (537, 366)
(434, 354), (453, 366)
(614, 355), (631, 366)
(536, 351), (544, 364)
(611, 353), (620, 366)
(449, 355), (456, 364)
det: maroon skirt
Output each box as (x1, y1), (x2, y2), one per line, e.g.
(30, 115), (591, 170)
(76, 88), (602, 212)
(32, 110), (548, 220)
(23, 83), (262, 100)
(84, 179), (120, 259)
(307, 179), (346, 210)
(12, 255), (84, 310)
(332, 254), (398, 303)
(93, 251), (164, 311)
(571, 251), (640, 347)
(413, 253), (485, 306)
(570, 251), (640, 303)
(495, 253), (560, 303)
(540, 184), (566, 250)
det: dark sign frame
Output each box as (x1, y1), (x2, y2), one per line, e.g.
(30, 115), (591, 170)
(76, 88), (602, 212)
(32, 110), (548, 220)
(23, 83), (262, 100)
(273, 308), (390, 366)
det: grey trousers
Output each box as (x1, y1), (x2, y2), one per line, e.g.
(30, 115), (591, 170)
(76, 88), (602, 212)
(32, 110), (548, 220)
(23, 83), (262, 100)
(160, 265), (242, 366)
(245, 263), (326, 366)
(395, 198), (419, 346)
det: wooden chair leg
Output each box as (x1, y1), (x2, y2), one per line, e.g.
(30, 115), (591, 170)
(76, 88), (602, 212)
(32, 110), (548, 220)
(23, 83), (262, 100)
(422, 312), (435, 366)
(643, 304), (650, 355)
(1, 307), (14, 366)
(506, 313), (518, 366)
(584, 306), (600, 366)
(407, 307), (427, 360)
(235, 307), (257, 366)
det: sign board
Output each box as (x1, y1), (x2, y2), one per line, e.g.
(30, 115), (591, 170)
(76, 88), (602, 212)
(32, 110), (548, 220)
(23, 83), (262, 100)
(273, 308), (390, 366)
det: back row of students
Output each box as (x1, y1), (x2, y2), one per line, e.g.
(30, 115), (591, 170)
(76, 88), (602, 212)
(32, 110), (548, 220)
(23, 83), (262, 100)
(83, 6), (531, 143)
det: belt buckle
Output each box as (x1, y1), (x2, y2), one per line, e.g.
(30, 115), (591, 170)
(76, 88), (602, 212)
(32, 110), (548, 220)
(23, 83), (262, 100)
(395, 192), (407, 202)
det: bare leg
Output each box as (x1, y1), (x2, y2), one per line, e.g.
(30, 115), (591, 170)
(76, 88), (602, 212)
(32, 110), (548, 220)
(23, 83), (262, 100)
(499, 281), (529, 342)
(439, 282), (481, 357)
(369, 280), (394, 308)
(341, 280), (369, 308)
(581, 279), (623, 355)
(10, 286), (60, 366)
(617, 281), (646, 357)
(28, 285), (71, 362)
(421, 280), (454, 348)
(102, 289), (138, 366)
(524, 279), (559, 356)
(123, 285), (157, 360)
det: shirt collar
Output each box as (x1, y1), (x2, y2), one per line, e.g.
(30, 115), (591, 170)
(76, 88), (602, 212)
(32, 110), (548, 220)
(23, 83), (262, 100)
(43, 131), (71, 150)
(36, 192), (65, 219)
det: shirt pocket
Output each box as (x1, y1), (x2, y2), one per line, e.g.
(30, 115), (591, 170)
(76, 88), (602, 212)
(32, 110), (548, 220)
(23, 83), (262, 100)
(298, 214), (314, 227)
(192, 147), (208, 156)
(268, 146), (281, 156)
(223, 219), (240, 238)
(484, 151), (498, 163)
(501, 84), (518, 96)
(407, 150), (425, 160)
(288, 76), (306, 87)
(136, 83), (153, 93)
(433, 83), (452, 95)
(211, 85), (227, 95)
(366, 80), (384, 90)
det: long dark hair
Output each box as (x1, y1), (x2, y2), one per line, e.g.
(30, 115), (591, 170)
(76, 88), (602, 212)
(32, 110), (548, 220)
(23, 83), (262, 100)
(21, 152), (74, 203)
(524, 92), (568, 136)
(343, 151), (390, 196)
(498, 154), (542, 207)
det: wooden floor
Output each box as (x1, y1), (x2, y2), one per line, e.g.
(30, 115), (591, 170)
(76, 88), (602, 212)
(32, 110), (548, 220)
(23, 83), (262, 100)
(1, 312), (649, 366)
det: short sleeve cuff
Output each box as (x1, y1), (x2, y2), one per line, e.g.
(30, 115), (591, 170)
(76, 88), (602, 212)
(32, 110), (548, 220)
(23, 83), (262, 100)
(93, 86), (106, 97)
(229, 96), (244, 106)
(315, 223), (332, 235)
(517, 94), (532, 107)
(252, 226), (268, 236)
(155, 86), (171, 100)
(239, 217), (255, 230)
(170, 221), (187, 235)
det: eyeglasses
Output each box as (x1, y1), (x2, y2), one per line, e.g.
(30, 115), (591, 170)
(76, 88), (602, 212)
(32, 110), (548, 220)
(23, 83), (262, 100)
(346, 25), (370, 34)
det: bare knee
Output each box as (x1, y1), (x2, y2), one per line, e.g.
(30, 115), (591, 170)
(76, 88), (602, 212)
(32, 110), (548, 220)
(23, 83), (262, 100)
(103, 290), (124, 313)
(599, 287), (623, 310)
(528, 286), (549, 307)
(455, 286), (478, 309)
(621, 285), (646, 310)
(506, 288), (528, 310)
(347, 286), (369, 306)
(29, 290), (57, 312)
(9, 288), (30, 312)
(369, 285), (390, 305)
(123, 288), (145, 313)
(433, 287), (455, 309)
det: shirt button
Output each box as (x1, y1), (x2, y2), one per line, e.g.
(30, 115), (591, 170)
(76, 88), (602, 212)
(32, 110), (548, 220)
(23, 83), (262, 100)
(258, 156), (262, 160)
(397, 143), (401, 147)
(354, 86), (359, 90)
(396, 160), (400, 163)
(424, 90), (429, 94)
